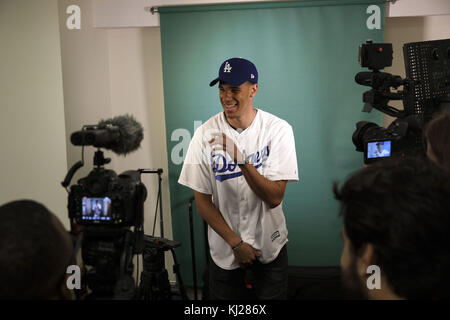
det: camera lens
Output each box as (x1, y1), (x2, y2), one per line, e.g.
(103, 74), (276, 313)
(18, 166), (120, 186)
(352, 121), (380, 151)
(70, 131), (84, 145)
(85, 132), (95, 144)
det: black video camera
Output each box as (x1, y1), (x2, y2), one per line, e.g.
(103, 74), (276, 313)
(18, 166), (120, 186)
(63, 115), (185, 300)
(62, 115), (147, 298)
(353, 39), (450, 164)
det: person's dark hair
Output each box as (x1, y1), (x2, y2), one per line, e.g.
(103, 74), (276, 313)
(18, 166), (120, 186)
(424, 110), (450, 171)
(0, 200), (73, 299)
(334, 157), (450, 299)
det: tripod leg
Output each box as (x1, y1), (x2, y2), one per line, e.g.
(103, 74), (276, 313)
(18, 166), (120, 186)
(170, 249), (189, 300)
(189, 199), (198, 300)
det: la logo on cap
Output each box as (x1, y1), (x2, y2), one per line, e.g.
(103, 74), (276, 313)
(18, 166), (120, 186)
(223, 61), (232, 73)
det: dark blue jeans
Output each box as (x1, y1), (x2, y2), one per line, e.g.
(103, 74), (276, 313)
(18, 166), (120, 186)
(209, 245), (288, 300)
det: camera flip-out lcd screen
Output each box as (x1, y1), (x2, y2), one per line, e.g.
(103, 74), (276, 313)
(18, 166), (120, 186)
(367, 140), (392, 159)
(81, 197), (112, 221)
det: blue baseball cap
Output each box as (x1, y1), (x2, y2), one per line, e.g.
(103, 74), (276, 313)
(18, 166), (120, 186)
(209, 57), (258, 87)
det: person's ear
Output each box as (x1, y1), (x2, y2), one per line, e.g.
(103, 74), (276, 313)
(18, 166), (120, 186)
(249, 83), (258, 98)
(356, 243), (375, 279)
(426, 141), (439, 164)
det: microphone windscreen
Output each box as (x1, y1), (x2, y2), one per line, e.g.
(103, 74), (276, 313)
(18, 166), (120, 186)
(98, 114), (144, 155)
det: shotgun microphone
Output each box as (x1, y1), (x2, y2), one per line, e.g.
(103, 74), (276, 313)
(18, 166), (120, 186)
(70, 114), (144, 155)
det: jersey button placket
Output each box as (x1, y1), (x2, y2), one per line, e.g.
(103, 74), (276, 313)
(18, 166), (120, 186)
(238, 177), (249, 241)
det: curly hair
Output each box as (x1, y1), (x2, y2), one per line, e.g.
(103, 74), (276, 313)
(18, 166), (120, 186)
(334, 157), (450, 299)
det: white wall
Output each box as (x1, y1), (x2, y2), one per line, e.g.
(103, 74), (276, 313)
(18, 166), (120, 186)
(58, 0), (112, 173)
(0, 0), (69, 227)
(58, 0), (174, 279)
(107, 27), (172, 240)
(387, 0), (450, 17)
(58, 0), (172, 241)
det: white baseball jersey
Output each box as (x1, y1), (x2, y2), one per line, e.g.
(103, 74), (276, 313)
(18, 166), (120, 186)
(372, 149), (390, 157)
(178, 108), (299, 270)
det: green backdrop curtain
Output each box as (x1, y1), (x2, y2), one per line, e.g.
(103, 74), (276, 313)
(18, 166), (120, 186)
(159, 0), (384, 286)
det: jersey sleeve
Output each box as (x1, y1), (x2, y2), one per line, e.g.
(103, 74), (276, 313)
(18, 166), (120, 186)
(178, 127), (213, 194)
(263, 122), (299, 182)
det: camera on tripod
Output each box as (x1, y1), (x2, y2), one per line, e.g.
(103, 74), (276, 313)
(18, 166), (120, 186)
(62, 115), (147, 298)
(352, 39), (450, 164)
(62, 115), (187, 300)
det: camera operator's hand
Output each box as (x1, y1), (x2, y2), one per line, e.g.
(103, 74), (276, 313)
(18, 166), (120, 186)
(232, 242), (261, 268)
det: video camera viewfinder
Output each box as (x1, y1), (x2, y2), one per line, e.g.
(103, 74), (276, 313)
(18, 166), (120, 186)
(359, 40), (393, 70)
(81, 196), (112, 222)
(364, 139), (393, 164)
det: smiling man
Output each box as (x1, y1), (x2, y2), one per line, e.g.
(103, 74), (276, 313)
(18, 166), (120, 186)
(178, 57), (299, 300)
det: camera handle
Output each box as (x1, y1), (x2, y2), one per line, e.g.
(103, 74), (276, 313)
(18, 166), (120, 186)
(61, 160), (84, 189)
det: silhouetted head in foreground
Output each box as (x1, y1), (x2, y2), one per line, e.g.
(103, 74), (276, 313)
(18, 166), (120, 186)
(0, 200), (74, 299)
(334, 157), (450, 299)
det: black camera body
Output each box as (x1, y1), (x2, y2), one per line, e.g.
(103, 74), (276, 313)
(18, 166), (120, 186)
(354, 117), (420, 164)
(68, 168), (146, 227)
(67, 161), (147, 298)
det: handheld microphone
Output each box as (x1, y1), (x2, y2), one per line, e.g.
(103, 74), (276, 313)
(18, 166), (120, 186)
(70, 114), (144, 155)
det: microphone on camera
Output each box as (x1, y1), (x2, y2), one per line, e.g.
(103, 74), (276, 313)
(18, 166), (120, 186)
(98, 114), (144, 155)
(70, 114), (144, 155)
